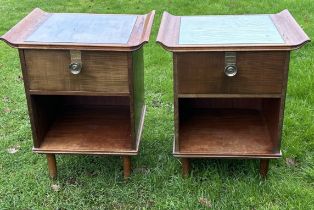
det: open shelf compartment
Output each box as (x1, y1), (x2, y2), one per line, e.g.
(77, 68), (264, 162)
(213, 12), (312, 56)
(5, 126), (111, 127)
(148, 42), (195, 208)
(175, 98), (282, 158)
(31, 95), (138, 155)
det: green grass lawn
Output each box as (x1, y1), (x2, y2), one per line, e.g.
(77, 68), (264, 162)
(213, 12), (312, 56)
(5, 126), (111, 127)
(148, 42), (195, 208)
(0, 0), (313, 209)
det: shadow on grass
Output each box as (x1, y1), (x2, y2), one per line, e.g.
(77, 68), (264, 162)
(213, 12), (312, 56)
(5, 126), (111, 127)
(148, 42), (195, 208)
(189, 158), (261, 179)
(55, 155), (124, 181)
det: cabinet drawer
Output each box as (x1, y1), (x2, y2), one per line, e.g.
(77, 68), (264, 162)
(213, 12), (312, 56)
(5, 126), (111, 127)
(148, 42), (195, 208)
(176, 52), (288, 94)
(25, 50), (129, 93)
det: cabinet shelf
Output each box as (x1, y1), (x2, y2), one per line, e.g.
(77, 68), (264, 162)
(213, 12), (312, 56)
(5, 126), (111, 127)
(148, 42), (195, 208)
(31, 95), (140, 155)
(175, 98), (282, 158)
(175, 109), (281, 158)
(33, 105), (138, 155)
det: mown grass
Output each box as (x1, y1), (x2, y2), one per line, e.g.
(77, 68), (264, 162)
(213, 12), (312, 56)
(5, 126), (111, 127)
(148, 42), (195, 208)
(0, 0), (313, 209)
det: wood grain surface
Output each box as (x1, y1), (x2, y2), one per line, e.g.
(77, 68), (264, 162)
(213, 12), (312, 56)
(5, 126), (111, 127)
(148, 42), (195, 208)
(130, 48), (145, 149)
(176, 51), (288, 94)
(174, 97), (283, 158)
(33, 104), (137, 155)
(25, 50), (129, 93)
(178, 108), (276, 156)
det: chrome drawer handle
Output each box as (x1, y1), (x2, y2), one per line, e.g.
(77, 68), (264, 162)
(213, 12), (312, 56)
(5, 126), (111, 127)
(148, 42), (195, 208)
(69, 50), (82, 75)
(224, 65), (237, 77)
(69, 62), (82, 75)
(224, 52), (237, 77)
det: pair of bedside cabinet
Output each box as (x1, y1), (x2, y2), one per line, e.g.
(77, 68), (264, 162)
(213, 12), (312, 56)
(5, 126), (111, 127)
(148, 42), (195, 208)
(1, 8), (309, 179)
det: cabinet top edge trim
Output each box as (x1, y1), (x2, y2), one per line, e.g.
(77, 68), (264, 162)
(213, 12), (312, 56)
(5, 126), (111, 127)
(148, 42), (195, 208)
(157, 10), (310, 52)
(1, 8), (155, 51)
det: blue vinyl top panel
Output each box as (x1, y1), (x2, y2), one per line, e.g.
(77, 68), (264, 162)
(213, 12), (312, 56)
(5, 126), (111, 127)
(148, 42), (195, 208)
(179, 15), (284, 45)
(26, 13), (137, 44)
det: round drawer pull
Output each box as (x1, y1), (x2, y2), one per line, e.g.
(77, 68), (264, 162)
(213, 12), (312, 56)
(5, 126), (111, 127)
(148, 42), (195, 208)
(224, 65), (237, 77)
(69, 62), (82, 75)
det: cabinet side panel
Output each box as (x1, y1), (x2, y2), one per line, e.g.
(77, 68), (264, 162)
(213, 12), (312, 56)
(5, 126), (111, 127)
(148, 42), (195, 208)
(173, 53), (179, 152)
(30, 95), (61, 149)
(131, 48), (145, 149)
(278, 52), (291, 152)
(262, 52), (290, 153)
(19, 49), (39, 147)
(262, 98), (281, 153)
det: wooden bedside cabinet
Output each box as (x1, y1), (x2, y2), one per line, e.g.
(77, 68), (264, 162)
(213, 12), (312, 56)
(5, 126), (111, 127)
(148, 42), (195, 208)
(157, 10), (310, 177)
(1, 8), (155, 179)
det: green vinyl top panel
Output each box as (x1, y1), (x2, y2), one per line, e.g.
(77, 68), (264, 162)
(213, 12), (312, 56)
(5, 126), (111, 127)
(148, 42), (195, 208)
(26, 13), (137, 44)
(179, 15), (284, 45)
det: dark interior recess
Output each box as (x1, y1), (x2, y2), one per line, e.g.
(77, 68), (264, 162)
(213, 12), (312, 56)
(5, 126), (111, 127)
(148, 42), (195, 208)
(30, 95), (132, 153)
(178, 98), (281, 156)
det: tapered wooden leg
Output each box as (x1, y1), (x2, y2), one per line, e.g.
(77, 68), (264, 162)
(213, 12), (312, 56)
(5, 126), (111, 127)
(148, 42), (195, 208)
(46, 154), (57, 179)
(260, 159), (269, 178)
(123, 156), (131, 179)
(182, 158), (190, 177)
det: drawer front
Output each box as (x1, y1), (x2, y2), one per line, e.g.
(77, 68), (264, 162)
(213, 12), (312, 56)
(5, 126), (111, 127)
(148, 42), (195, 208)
(25, 50), (129, 93)
(176, 52), (288, 94)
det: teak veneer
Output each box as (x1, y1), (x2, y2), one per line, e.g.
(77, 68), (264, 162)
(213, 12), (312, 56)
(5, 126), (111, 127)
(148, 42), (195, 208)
(157, 10), (310, 177)
(1, 8), (155, 179)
